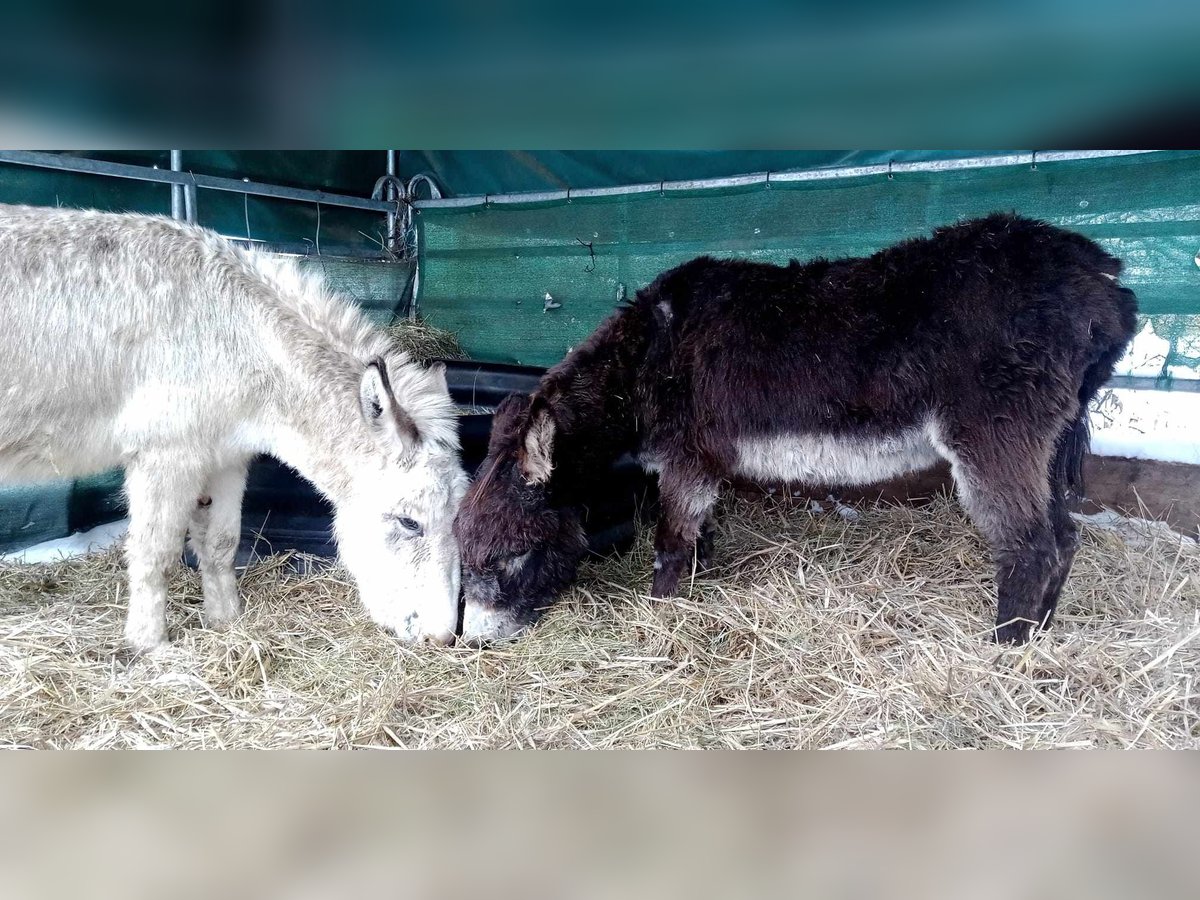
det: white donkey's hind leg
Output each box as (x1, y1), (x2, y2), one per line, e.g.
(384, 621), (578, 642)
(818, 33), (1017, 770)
(123, 456), (208, 652)
(187, 460), (249, 627)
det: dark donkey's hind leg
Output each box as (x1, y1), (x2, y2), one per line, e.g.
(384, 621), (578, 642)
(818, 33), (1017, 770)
(1040, 485), (1079, 631)
(934, 420), (1063, 643)
(1039, 343), (1129, 627)
(1038, 412), (1093, 629)
(650, 463), (720, 598)
(694, 511), (719, 570)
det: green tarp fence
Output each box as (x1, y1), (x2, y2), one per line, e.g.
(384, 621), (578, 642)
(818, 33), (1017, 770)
(416, 150), (1200, 369)
(0, 152), (1021, 248)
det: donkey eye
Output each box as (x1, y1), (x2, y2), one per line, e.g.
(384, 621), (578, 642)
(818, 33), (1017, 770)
(390, 515), (424, 536)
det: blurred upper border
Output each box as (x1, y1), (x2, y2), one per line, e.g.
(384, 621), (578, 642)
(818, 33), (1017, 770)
(0, 2), (1197, 147)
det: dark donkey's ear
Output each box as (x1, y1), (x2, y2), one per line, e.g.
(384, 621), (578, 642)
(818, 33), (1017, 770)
(360, 357), (420, 450)
(518, 395), (556, 484)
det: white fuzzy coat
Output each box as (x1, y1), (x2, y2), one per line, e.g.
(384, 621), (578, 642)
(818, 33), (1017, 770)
(0, 204), (466, 649)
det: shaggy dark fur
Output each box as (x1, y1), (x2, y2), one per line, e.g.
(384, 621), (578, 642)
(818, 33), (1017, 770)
(455, 214), (1138, 643)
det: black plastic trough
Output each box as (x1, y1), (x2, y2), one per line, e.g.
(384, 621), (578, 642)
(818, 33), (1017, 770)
(229, 360), (652, 567)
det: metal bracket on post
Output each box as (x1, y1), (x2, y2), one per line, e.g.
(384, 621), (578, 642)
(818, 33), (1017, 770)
(402, 173), (443, 321)
(386, 150), (399, 254)
(171, 151), (198, 224)
(184, 179), (197, 224)
(372, 171), (407, 258)
(170, 151), (184, 220)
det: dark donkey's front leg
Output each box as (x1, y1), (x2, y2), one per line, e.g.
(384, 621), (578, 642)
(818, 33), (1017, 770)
(695, 512), (718, 570)
(651, 464), (720, 597)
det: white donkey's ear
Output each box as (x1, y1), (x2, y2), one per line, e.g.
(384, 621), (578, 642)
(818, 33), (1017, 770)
(426, 361), (448, 395)
(518, 397), (556, 484)
(360, 358), (419, 450)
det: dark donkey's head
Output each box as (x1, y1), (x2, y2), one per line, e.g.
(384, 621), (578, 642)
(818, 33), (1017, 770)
(454, 392), (589, 642)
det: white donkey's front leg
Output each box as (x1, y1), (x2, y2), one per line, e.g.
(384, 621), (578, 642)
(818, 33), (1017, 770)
(187, 460), (249, 626)
(123, 457), (208, 652)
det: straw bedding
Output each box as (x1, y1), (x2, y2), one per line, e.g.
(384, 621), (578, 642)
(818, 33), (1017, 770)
(384, 318), (466, 363)
(1, 493), (1197, 749)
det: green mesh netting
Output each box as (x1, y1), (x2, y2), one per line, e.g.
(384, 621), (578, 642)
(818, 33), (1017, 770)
(417, 151), (1200, 371)
(0, 152), (388, 255)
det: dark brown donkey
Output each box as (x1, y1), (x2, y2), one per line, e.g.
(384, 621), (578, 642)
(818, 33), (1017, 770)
(455, 214), (1138, 644)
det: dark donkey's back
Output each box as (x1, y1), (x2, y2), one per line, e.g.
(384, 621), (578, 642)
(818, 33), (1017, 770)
(456, 214), (1138, 644)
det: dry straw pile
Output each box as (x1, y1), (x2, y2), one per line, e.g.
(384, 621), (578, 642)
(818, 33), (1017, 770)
(385, 318), (466, 363)
(1, 494), (1197, 749)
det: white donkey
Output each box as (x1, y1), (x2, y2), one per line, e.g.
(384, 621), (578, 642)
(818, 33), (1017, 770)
(0, 203), (467, 650)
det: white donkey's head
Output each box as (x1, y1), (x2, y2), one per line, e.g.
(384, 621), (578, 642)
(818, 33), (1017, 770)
(333, 356), (467, 644)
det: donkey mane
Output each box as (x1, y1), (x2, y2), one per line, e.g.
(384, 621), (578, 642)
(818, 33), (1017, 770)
(248, 253), (393, 361)
(526, 303), (650, 491)
(237, 248), (460, 451)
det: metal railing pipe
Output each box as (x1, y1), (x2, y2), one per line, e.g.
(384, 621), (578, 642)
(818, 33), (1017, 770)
(410, 150), (1167, 211)
(0, 150), (396, 214)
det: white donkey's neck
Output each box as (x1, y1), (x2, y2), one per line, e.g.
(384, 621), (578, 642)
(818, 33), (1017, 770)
(232, 251), (452, 504)
(231, 253), (389, 502)
(262, 378), (375, 506)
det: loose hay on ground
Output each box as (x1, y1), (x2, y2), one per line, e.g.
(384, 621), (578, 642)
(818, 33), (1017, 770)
(1, 494), (1198, 748)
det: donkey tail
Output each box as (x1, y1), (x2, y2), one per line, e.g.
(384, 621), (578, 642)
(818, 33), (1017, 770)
(1054, 413), (1090, 503)
(1056, 279), (1138, 502)
(1056, 328), (1131, 502)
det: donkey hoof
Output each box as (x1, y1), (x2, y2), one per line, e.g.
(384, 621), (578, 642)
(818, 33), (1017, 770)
(650, 575), (682, 599)
(123, 630), (170, 656)
(203, 601), (243, 629)
(993, 618), (1036, 645)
